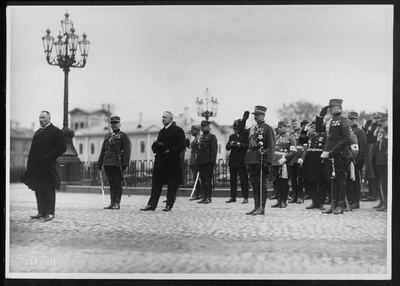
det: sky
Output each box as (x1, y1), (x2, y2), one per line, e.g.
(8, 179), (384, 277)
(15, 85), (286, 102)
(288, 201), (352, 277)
(7, 5), (393, 130)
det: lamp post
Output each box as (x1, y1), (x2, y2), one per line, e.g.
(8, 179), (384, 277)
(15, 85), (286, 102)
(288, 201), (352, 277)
(195, 88), (219, 121)
(42, 11), (90, 164)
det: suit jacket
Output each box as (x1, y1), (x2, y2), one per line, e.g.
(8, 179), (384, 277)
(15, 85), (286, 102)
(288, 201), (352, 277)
(152, 124), (186, 185)
(25, 123), (67, 191)
(226, 133), (248, 167)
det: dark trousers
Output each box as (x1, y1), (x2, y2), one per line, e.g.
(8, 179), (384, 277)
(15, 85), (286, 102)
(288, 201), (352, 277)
(148, 180), (179, 209)
(198, 164), (214, 199)
(289, 163), (305, 199)
(248, 164), (268, 208)
(377, 164), (387, 204)
(190, 164), (202, 197)
(35, 188), (56, 216)
(271, 165), (289, 203)
(308, 180), (326, 206)
(229, 166), (249, 199)
(368, 158), (380, 199)
(104, 166), (123, 203)
(347, 163), (362, 204)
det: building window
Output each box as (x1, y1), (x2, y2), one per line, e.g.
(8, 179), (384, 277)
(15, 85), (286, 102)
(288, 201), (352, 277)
(80, 122), (84, 128)
(218, 144), (221, 154)
(79, 143), (83, 154)
(140, 141), (145, 153)
(75, 122), (79, 130)
(91, 143), (95, 154)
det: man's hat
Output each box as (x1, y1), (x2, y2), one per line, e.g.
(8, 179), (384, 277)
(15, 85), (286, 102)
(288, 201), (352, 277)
(300, 119), (309, 126)
(328, 99), (343, 107)
(277, 121), (288, 128)
(190, 124), (201, 131)
(373, 112), (383, 120)
(201, 120), (211, 127)
(231, 119), (241, 128)
(348, 112), (359, 119)
(252, 105), (267, 114)
(109, 115), (121, 123)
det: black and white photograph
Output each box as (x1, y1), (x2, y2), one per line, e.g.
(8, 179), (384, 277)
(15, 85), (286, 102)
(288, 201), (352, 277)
(6, 3), (393, 280)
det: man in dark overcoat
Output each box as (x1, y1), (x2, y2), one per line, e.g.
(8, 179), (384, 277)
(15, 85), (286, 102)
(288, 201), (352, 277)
(24, 111), (66, 221)
(140, 111), (186, 212)
(225, 119), (249, 204)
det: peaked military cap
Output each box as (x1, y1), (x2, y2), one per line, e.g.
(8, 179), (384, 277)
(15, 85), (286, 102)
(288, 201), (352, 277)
(252, 105), (267, 114)
(377, 113), (388, 122)
(201, 120), (211, 127)
(300, 119), (309, 126)
(328, 99), (343, 107)
(190, 124), (201, 131)
(348, 112), (359, 119)
(277, 121), (288, 127)
(109, 115), (121, 123)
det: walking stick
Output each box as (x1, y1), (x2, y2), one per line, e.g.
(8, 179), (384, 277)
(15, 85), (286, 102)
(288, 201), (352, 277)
(98, 170), (106, 208)
(190, 172), (200, 198)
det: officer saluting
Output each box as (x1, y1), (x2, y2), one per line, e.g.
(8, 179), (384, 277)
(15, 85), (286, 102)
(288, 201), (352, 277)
(97, 115), (132, 210)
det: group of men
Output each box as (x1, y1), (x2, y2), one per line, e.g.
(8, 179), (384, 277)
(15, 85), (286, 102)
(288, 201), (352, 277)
(25, 99), (388, 220)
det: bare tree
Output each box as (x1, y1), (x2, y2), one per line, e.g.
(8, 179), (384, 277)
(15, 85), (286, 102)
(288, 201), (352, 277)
(276, 100), (323, 123)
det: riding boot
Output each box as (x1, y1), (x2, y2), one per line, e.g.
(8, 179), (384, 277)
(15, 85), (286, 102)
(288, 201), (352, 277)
(246, 185), (260, 215)
(104, 193), (116, 209)
(112, 190), (122, 209)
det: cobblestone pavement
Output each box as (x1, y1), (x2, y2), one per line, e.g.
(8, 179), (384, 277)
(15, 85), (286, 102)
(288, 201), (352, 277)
(7, 183), (389, 279)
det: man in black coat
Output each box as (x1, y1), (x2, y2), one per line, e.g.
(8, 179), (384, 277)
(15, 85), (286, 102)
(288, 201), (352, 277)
(225, 119), (249, 204)
(140, 111), (186, 212)
(24, 111), (66, 221)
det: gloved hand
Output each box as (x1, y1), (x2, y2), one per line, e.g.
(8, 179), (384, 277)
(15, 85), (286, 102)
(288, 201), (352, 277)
(365, 119), (373, 128)
(297, 158), (303, 166)
(319, 106), (329, 117)
(320, 151), (330, 159)
(242, 111), (250, 121)
(278, 157), (287, 165)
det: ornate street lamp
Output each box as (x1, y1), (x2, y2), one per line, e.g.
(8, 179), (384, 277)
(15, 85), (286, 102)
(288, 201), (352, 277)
(42, 11), (90, 164)
(195, 88), (219, 121)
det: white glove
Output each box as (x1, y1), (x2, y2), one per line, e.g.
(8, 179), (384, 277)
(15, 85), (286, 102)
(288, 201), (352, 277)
(278, 157), (287, 165)
(320, 151), (330, 159)
(297, 158), (303, 165)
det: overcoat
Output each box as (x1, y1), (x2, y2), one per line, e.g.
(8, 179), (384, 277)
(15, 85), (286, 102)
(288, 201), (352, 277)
(226, 133), (249, 168)
(24, 124), (67, 191)
(151, 124), (186, 185)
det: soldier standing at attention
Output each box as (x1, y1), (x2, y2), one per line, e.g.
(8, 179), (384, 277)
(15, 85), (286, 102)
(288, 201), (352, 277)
(225, 119), (249, 204)
(270, 121), (297, 209)
(319, 99), (352, 215)
(97, 115), (132, 210)
(197, 120), (218, 204)
(237, 106), (275, 216)
(346, 112), (368, 209)
(187, 124), (203, 200)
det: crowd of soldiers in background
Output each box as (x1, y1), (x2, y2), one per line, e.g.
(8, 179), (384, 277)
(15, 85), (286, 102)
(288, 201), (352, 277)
(185, 101), (388, 215)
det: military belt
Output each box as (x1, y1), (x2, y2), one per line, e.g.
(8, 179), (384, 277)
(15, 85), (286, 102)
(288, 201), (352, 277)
(307, 148), (323, 152)
(275, 151), (288, 156)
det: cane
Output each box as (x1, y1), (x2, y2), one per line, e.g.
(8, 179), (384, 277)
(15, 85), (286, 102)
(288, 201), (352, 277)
(98, 170), (106, 208)
(190, 172), (200, 198)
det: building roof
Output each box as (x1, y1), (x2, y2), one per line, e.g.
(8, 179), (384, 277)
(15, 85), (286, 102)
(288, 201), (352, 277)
(10, 128), (35, 139)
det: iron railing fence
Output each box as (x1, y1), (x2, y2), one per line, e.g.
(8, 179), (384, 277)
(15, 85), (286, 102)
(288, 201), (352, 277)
(59, 159), (232, 188)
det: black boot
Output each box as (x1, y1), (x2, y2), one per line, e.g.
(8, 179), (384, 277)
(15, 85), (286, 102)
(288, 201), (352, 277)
(198, 197), (207, 204)
(271, 201), (281, 208)
(112, 191), (122, 209)
(334, 201), (345, 215)
(246, 195), (260, 215)
(373, 201), (384, 209)
(104, 193), (115, 209)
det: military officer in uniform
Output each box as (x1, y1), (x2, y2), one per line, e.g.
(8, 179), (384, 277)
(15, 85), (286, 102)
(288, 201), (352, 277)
(271, 121), (297, 208)
(319, 99), (352, 215)
(347, 112), (368, 209)
(237, 106), (275, 216)
(225, 119), (249, 204)
(197, 120), (218, 204)
(97, 115), (132, 210)
(186, 124), (202, 200)
(298, 117), (328, 210)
